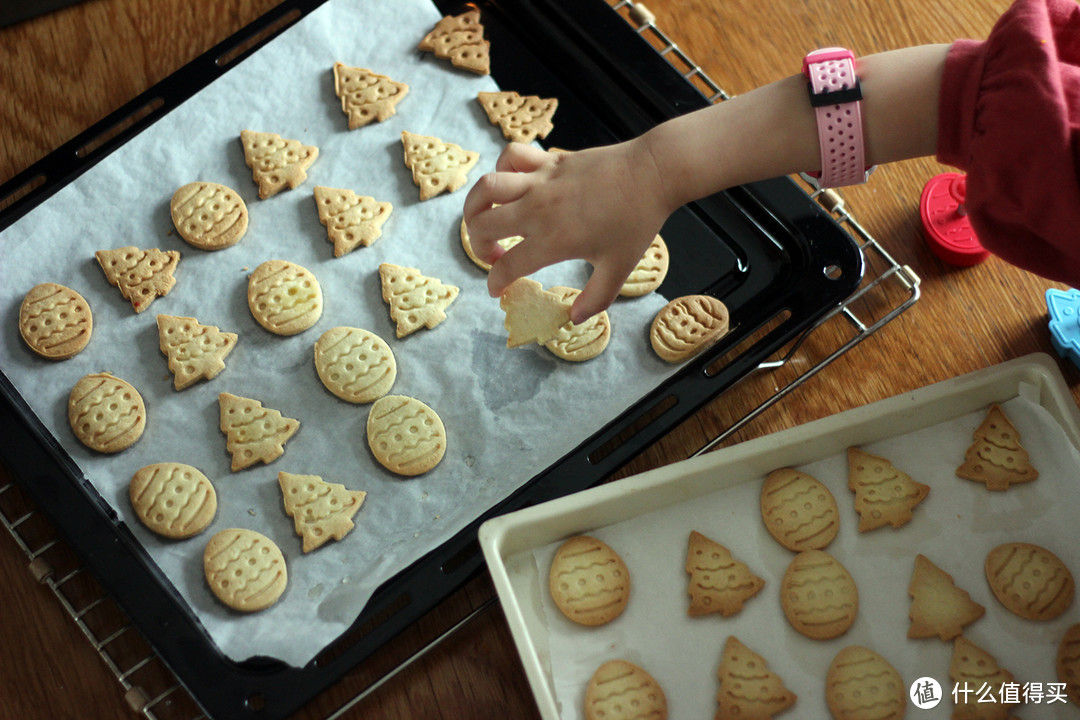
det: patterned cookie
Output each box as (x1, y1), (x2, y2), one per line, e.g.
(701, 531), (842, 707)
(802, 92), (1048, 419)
(401, 131), (480, 200)
(543, 287), (610, 362)
(240, 129), (318, 199)
(549, 535), (630, 626)
(907, 554), (985, 641)
(460, 216), (523, 272)
(1057, 623), (1080, 705)
(313, 186), (393, 257)
(716, 636), (796, 720)
(418, 9), (490, 75)
(247, 259), (323, 336)
(826, 646), (906, 720)
(19, 283), (93, 359)
(685, 530), (764, 617)
(278, 472), (367, 553)
(367, 395), (446, 476)
(781, 550), (858, 640)
(584, 660), (666, 720)
(500, 277), (572, 348)
(620, 235), (669, 298)
(129, 462), (217, 539)
(332, 63), (409, 130)
(984, 542), (1074, 620)
(68, 372), (146, 453)
(847, 447), (930, 531)
(157, 314), (237, 390)
(218, 392), (300, 472)
(313, 326), (396, 403)
(957, 404), (1038, 490)
(378, 263), (459, 338)
(649, 294), (729, 362)
(203, 528), (287, 612)
(477, 91), (557, 143)
(760, 468), (839, 552)
(950, 637), (1016, 720)
(169, 181), (248, 250)
(95, 246), (179, 313)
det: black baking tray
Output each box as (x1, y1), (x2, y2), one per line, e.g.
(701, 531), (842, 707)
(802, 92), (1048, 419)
(0, 0), (864, 717)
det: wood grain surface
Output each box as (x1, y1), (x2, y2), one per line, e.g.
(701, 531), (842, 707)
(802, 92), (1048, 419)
(2, 0), (1075, 719)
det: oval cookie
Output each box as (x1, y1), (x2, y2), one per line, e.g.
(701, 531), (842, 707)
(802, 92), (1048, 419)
(1057, 623), (1080, 705)
(549, 535), (630, 626)
(761, 468), (839, 552)
(543, 287), (610, 362)
(826, 646), (905, 720)
(649, 294), (729, 362)
(19, 282), (93, 359)
(367, 395), (446, 476)
(68, 372), (146, 453)
(129, 463), (217, 539)
(584, 660), (666, 720)
(985, 542), (1074, 620)
(203, 528), (287, 612)
(460, 216), (523, 272)
(247, 259), (323, 335)
(314, 326), (396, 403)
(170, 181), (248, 250)
(619, 234), (669, 297)
(781, 550), (858, 640)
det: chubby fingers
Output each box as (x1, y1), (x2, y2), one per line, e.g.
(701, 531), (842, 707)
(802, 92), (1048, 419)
(495, 142), (553, 173)
(570, 262), (634, 325)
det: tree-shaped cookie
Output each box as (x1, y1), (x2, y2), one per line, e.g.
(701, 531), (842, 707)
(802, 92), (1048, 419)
(218, 392), (300, 471)
(313, 186), (393, 257)
(686, 531), (764, 617)
(401, 131), (479, 200)
(278, 472), (367, 552)
(477, 91), (558, 143)
(240, 129), (319, 199)
(378, 263), (459, 338)
(156, 314), (237, 390)
(847, 447), (930, 531)
(907, 554), (985, 640)
(957, 404), (1038, 490)
(418, 9), (490, 75)
(332, 63), (409, 130)
(717, 636), (797, 720)
(950, 637), (1017, 720)
(95, 246), (179, 313)
(500, 278), (572, 348)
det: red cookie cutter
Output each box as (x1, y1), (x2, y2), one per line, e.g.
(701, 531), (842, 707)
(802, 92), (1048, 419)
(919, 172), (989, 266)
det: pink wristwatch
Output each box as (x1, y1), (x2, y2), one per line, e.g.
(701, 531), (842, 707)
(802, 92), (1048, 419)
(802, 48), (874, 189)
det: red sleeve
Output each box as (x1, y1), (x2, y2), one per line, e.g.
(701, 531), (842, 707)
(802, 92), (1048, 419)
(937, 0), (1080, 284)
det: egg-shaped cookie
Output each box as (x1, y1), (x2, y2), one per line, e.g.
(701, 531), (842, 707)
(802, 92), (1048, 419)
(1057, 623), (1080, 705)
(19, 283), (93, 360)
(649, 294), (729, 362)
(314, 326), (396, 403)
(170, 181), (248, 250)
(129, 462), (217, 539)
(203, 528), (287, 612)
(68, 372), (146, 453)
(619, 234), (669, 298)
(247, 259), (323, 335)
(367, 395), (446, 476)
(826, 646), (906, 720)
(781, 550), (859, 640)
(549, 535), (630, 626)
(543, 287), (610, 362)
(985, 542), (1074, 620)
(761, 468), (839, 552)
(584, 660), (666, 720)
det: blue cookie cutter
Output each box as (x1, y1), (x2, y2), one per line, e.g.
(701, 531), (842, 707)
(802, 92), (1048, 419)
(1046, 287), (1080, 369)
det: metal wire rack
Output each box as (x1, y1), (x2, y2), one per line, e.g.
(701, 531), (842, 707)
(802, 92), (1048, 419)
(0, 2), (919, 718)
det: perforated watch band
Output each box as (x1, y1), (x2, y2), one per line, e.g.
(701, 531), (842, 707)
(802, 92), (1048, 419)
(802, 48), (873, 189)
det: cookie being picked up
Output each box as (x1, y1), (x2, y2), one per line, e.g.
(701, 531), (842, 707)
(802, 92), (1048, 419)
(499, 277), (572, 348)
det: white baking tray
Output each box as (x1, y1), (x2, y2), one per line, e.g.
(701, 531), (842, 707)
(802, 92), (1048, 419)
(479, 353), (1080, 719)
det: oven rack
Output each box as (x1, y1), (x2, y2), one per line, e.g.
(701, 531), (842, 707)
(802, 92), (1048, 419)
(0, 2), (918, 718)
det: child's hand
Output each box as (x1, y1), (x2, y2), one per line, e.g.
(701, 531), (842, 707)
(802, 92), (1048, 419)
(462, 139), (671, 324)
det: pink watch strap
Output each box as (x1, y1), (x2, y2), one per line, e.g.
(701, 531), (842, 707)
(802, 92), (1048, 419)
(803, 48), (870, 188)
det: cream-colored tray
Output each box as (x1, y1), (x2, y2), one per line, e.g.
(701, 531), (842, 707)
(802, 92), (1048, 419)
(479, 353), (1080, 719)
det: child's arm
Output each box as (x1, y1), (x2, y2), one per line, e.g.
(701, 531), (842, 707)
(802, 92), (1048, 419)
(462, 44), (949, 324)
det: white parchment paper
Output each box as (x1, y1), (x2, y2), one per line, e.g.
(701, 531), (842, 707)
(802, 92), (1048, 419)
(535, 393), (1080, 719)
(0, 0), (678, 666)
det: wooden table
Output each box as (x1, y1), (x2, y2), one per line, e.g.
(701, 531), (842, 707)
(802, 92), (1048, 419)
(2, 0), (1073, 718)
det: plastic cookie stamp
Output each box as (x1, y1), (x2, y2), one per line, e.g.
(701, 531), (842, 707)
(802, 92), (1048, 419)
(920, 172), (988, 266)
(1047, 287), (1080, 369)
